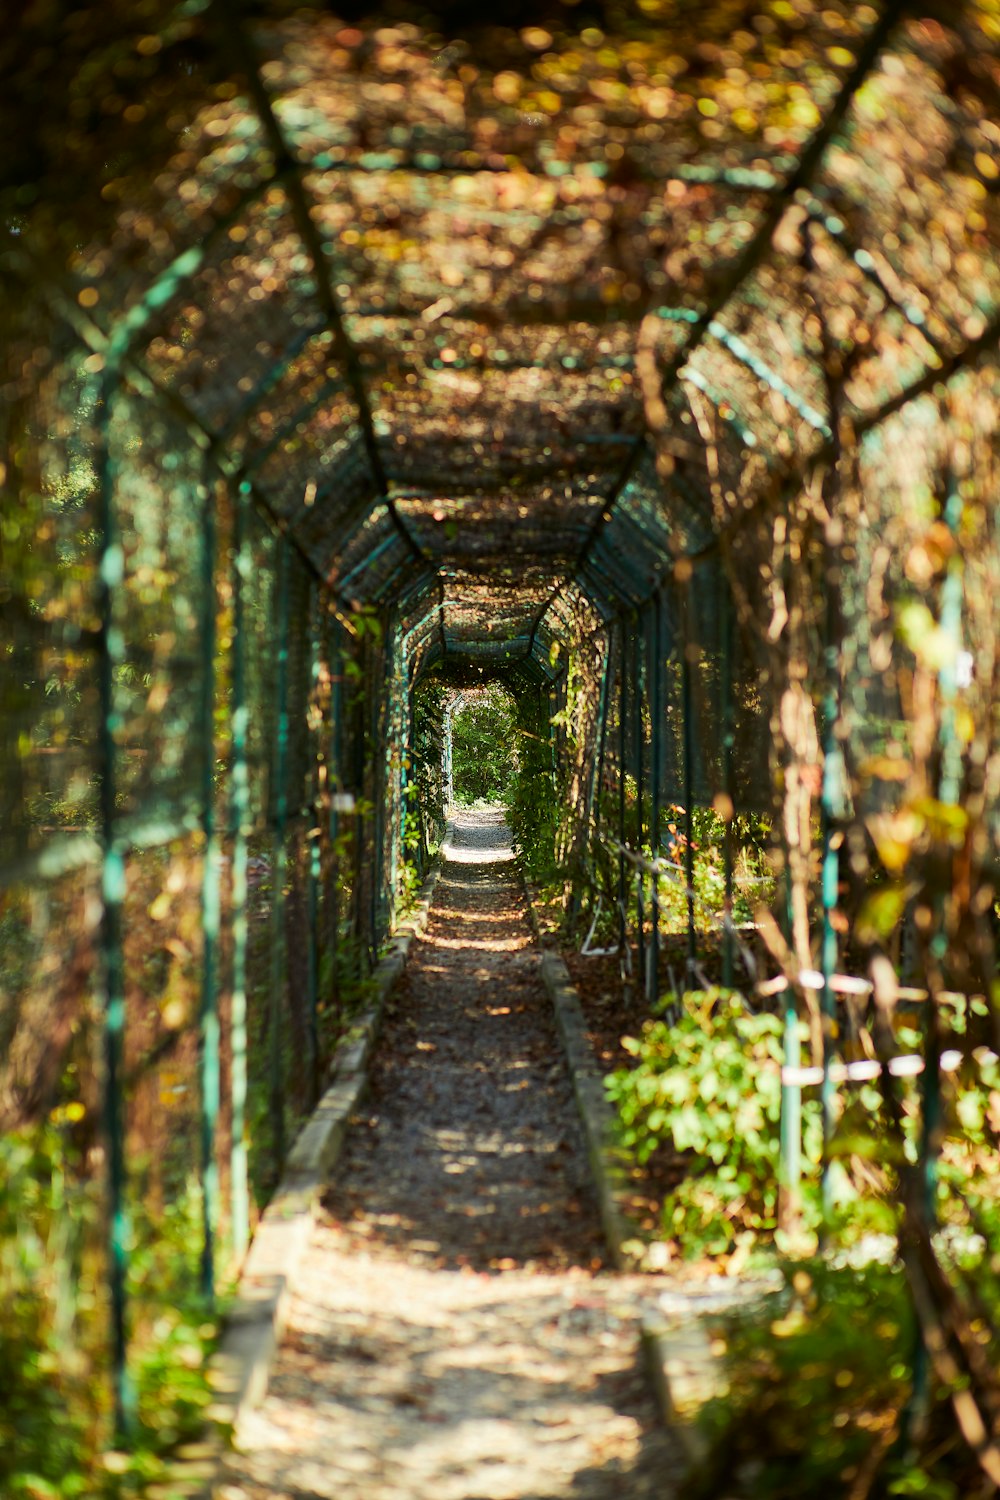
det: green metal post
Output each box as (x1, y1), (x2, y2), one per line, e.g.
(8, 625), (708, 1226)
(820, 800), (841, 1219)
(407, 684), (421, 874)
(96, 371), (136, 1438)
(633, 622), (646, 989)
(399, 685), (410, 869)
(591, 639), (611, 845)
(681, 641), (696, 978)
(780, 854), (802, 1219)
(648, 593), (662, 1006)
(307, 589), (322, 1106)
(921, 482), (964, 1216)
(269, 538), (291, 1169)
(721, 583), (735, 989)
(443, 698), (453, 808)
(574, 639), (611, 929)
(328, 616), (344, 1000)
(936, 487), (965, 811)
(780, 997), (802, 1217)
(198, 473), (221, 1302)
(330, 619), (344, 835)
(229, 482), (251, 1262)
(549, 682), (558, 786)
(385, 620), (401, 929)
(372, 633), (390, 945)
(618, 623), (628, 960)
(820, 592), (846, 1221)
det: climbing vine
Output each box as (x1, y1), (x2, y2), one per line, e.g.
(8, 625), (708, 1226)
(449, 684), (518, 806)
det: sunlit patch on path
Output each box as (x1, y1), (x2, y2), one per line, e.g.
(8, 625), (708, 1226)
(441, 807), (515, 864)
(219, 806), (682, 1498)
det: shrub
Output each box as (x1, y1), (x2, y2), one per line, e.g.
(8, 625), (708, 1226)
(605, 988), (822, 1254)
(450, 684), (517, 804)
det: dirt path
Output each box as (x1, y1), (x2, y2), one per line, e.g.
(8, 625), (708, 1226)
(218, 808), (683, 1500)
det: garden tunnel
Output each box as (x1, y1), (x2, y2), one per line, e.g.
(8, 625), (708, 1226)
(3, 0), (1000, 1481)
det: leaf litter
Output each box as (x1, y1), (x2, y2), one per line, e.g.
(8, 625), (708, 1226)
(219, 807), (685, 1499)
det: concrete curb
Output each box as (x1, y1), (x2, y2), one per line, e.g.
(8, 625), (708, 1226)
(522, 881), (745, 1479)
(157, 863), (441, 1499)
(522, 888), (636, 1273)
(537, 946), (637, 1273)
(639, 1321), (720, 1471)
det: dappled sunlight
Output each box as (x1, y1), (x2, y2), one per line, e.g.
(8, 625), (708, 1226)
(441, 839), (516, 865)
(8, 1), (1000, 1492)
(430, 905), (516, 924)
(229, 1240), (677, 1500)
(219, 818), (677, 1499)
(425, 932), (529, 954)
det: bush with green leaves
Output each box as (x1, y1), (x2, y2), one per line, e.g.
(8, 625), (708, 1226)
(0, 1116), (224, 1497)
(449, 684), (517, 805)
(691, 1247), (1000, 1500)
(504, 691), (564, 886)
(0, 1120), (95, 1497)
(606, 989), (822, 1254)
(689, 1258), (936, 1500)
(410, 678), (447, 847)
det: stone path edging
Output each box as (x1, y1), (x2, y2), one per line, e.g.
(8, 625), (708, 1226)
(211, 861), (442, 1435)
(522, 888), (637, 1275)
(537, 946), (637, 1273)
(157, 863), (440, 1499)
(522, 880), (731, 1479)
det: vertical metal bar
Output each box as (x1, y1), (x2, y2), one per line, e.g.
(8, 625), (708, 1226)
(399, 681), (410, 870)
(820, 778), (841, 1219)
(820, 568), (846, 1220)
(352, 645), (368, 975)
(550, 677), (559, 775)
(633, 620), (646, 991)
(385, 619), (400, 928)
(681, 638), (696, 978)
(936, 485), (964, 810)
(648, 593), (662, 1005)
(591, 637), (611, 845)
(229, 481), (251, 1263)
(408, 684), (422, 874)
(96, 371), (135, 1438)
(371, 634), (387, 946)
(780, 996), (802, 1223)
(572, 638), (611, 928)
(618, 621), (628, 961)
(721, 582), (735, 989)
(812, 290), (847, 1233)
(327, 616), (343, 1007)
(198, 471), (221, 1302)
(779, 793), (802, 1218)
(330, 618), (344, 835)
(308, 826), (321, 1103)
(906, 473), (962, 1440)
(443, 699), (453, 808)
(307, 588), (322, 1106)
(920, 480), (964, 1216)
(269, 538), (291, 1169)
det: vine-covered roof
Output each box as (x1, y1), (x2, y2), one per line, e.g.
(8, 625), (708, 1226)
(4, 0), (999, 674)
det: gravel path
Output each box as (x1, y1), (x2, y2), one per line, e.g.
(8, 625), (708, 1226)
(218, 808), (683, 1499)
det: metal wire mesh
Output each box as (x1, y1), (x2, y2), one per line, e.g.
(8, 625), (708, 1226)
(3, 0), (1000, 1471)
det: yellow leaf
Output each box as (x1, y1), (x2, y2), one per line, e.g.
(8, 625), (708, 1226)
(866, 810), (924, 872)
(827, 46), (856, 67)
(955, 707), (976, 745)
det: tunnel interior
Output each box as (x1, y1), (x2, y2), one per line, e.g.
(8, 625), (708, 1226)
(10, 1), (999, 919)
(3, 0), (1000, 1466)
